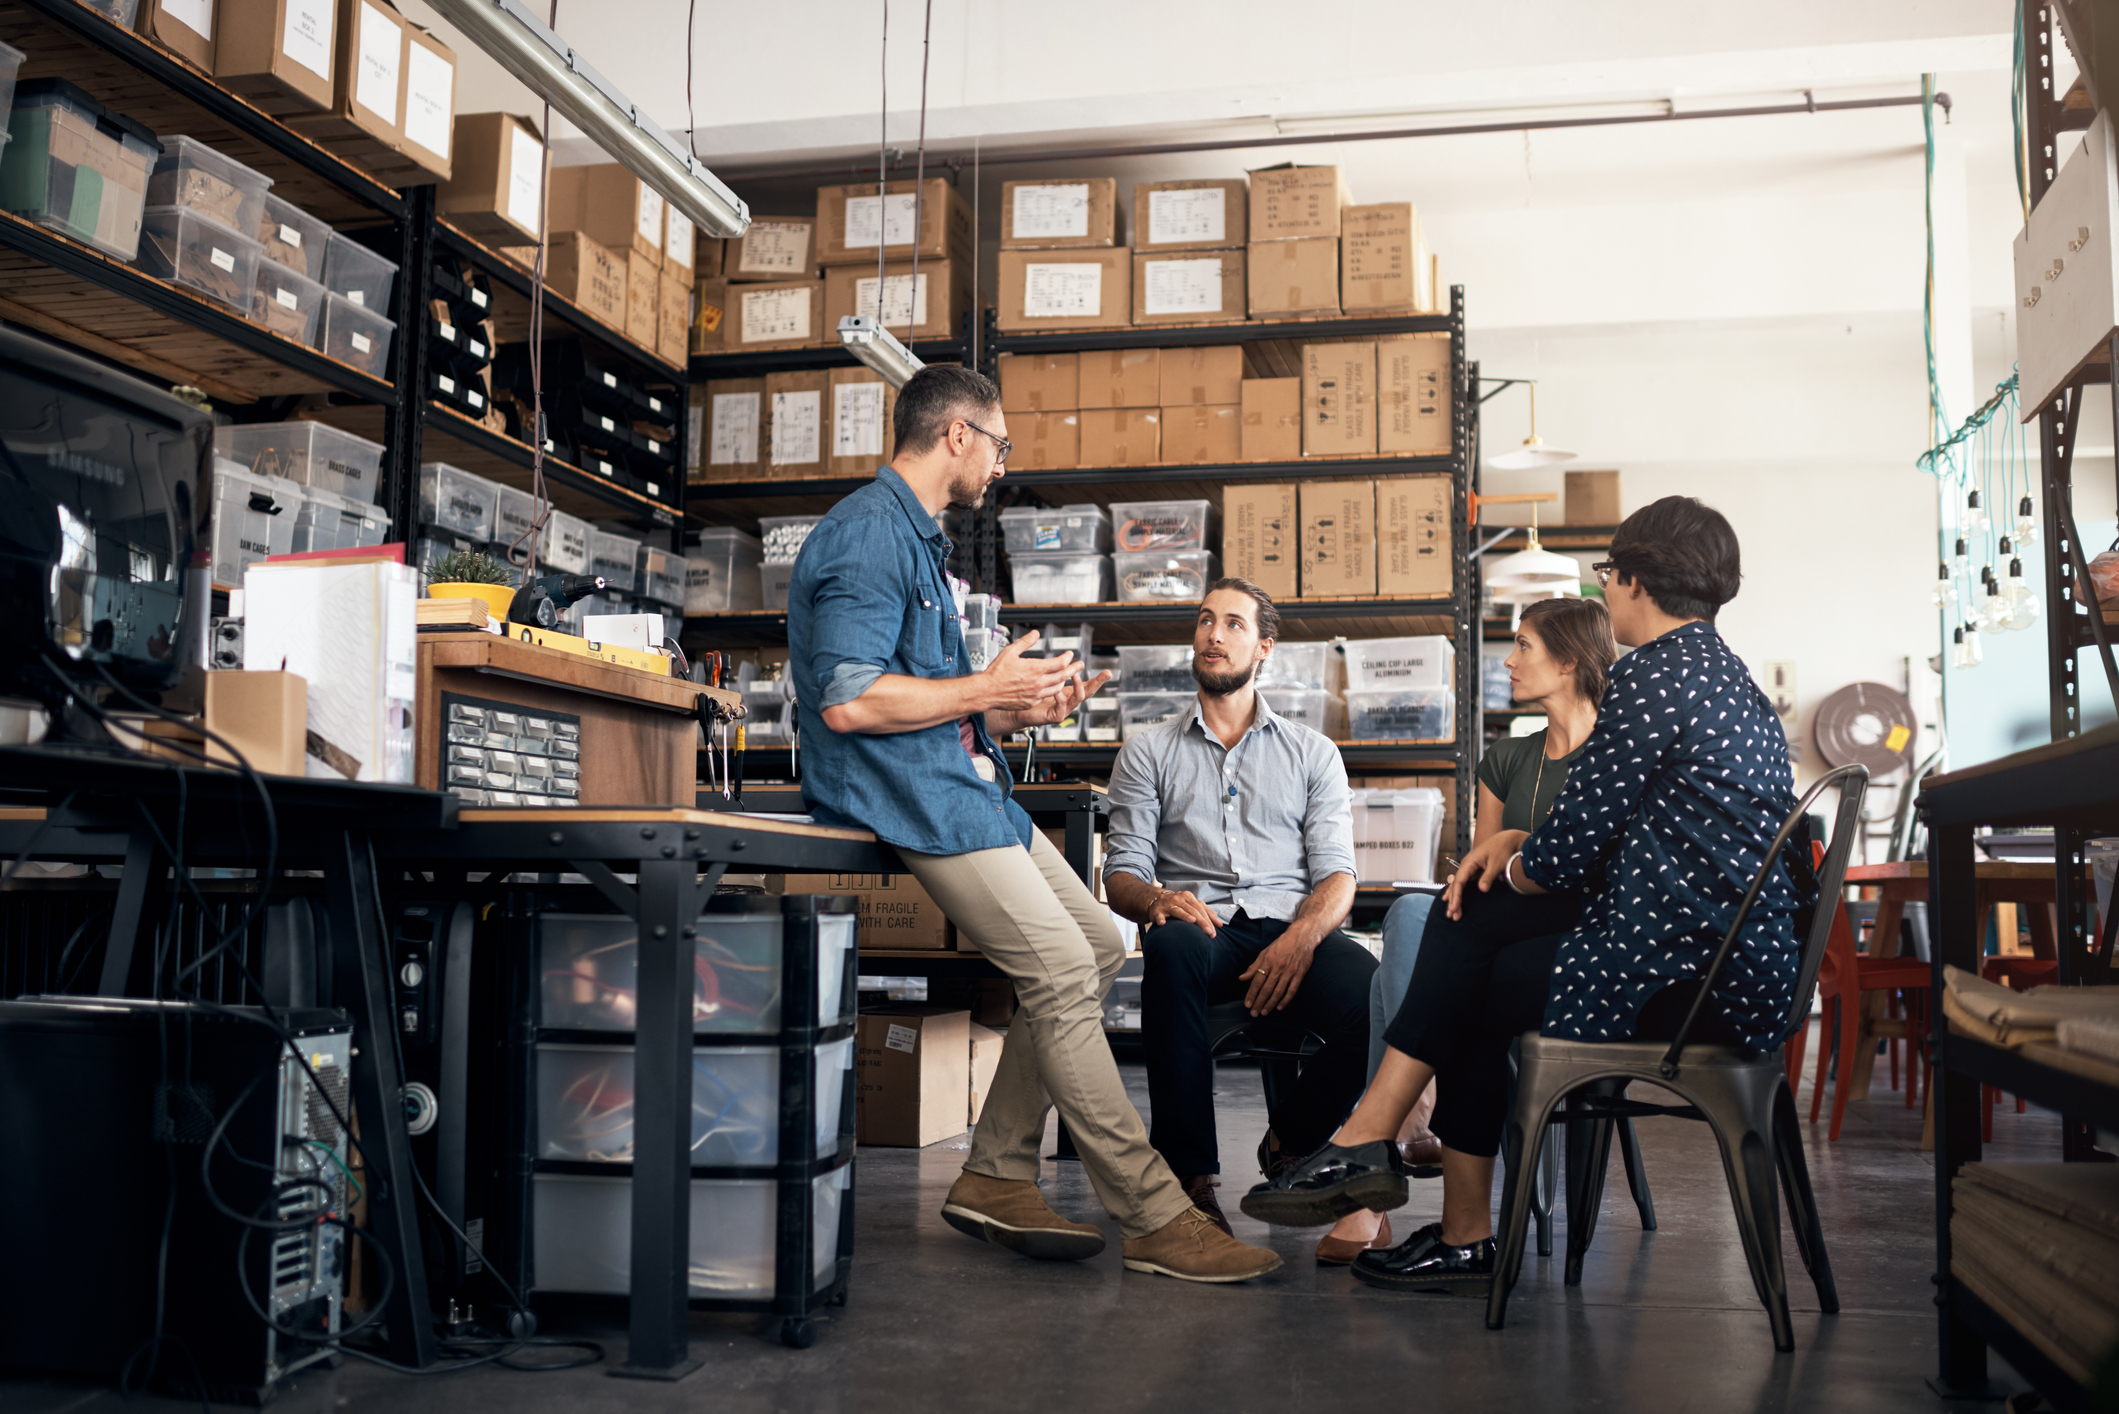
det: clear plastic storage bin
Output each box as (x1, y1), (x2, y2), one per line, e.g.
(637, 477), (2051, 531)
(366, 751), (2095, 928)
(208, 461), (298, 585)
(1115, 644), (1196, 693)
(544, 509), (590, 574)
(587, 531), (641, 593)
(538, 909), (857, 1033)
(686, 528), (763, 613)
(256, 191), (329, 279)
(1345, 687), (1454, 742)
(146, 135), (270, 235)
(1259, 641), (1331, 690)
(249, 256), (326, 345)
(493, 483), (537, 549)
(1482, 653), (1513, 710)
(1010, 552), (1110, 605)
(80, 0), (143, 25)
(760, 562), (795, 612)
(217, 421), (385, 503)
(1111, 499), (1214, 552)
(1114, 550), (1215, 602)
(537, 1043), (778, 1167)
(137, 205), (260, 311)
(1342, 635), (1455, 693)
(758, 514), (826, 566)
(1119, 691), (1193, 740)
(1259, 688), (1331, 731)
(320, 292), (394, 376)
(636, 545), (685, 608)
(322, 231), (398, 311)
(1, 80), (158, 260)
(0, 41), (25, 130)
(999, 504), (1110, 554)
(1351, 787), (1446, 884)
(288, 483), (354, 554)
(742, 684), (792, 743)
(418, 462), (499, 541)
(1083, 697), (1122, 742)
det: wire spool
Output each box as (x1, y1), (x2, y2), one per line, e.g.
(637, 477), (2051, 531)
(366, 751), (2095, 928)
(1813, 683), (1919, 775)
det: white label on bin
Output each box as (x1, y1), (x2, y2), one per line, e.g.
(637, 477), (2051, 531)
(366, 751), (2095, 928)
(1022, 263), (1102, 319)
(636, 186), (664, 248)
(275, 286), (299, 310)
(281, 0), (334, 80)
(347, 290), (365, 307)
(708, 392), (758, 464)
(472, 287), (488, 309)
(599, 416), (615, 432)
(1143, 257), (1224, 315)
(740, 286), (810, 343)
(469, 388), (484, 409)
(844, 192), (918, 248)
(738, 221), (808, 274)
(438, 374), (455, 393)
(770, 390), (821, 466)
(438, 321), (456, 341)
(351, 332), (372, 353)
(885, 1023), (918, 1054)
(210, 246), (235, 272)
(646, 480), (659, 497)
(1149, 188), (1226, 245)
(854, 272), (927, 329)
(506, 125), (545, 236)
(355, 1), (401, 124)
(404, 43), (455, 159)
(834, 382), (886, 459)
(278, 223), (302, 248)
(601, 371), (618, 388)
(1011, 183), (1090, 240)
(161, 0), (214, 38)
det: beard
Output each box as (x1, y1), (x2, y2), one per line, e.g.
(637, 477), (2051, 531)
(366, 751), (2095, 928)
(1192, 654), (1256, 697)
(946, 467), (991, 510)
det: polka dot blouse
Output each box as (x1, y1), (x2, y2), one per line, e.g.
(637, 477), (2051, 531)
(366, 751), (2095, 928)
(1520, 621), (1805, 1050)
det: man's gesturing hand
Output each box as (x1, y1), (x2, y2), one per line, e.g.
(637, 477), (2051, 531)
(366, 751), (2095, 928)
(981, 629), (1081, 711)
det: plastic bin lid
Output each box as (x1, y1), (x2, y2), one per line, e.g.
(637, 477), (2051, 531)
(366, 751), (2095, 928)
(157, 134), (273, 188)
(0, 38), (24, 63)
(14, 79), (159, 151)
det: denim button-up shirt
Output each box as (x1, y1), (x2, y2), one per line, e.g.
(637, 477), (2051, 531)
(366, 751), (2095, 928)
(787, 466), (1031, 856)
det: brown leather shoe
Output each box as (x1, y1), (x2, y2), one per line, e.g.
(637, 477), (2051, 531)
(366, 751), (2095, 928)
(1123, 1208), (1283, 1283)
(1314, 1213), (1393, 1266)
(1400, 1133), (1444, 1178)
(941, 1170), (1106, 1260)
(1181, 1174), (1232, 1237)
(1258, 1130), (1298, 1182)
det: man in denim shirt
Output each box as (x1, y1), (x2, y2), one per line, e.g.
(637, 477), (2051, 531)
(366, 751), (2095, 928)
(788, 366), (1279, 1284)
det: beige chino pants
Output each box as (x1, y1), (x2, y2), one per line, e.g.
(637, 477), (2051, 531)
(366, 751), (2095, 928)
(897, 829), (1192, 1239)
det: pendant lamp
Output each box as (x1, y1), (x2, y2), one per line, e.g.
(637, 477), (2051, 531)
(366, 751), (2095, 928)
(1489, 382), (1577, 471)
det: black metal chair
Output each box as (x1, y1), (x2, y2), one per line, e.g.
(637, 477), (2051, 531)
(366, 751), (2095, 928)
(1205, 1000), (1314, 1115)
(1488, 762), (1869, 1352)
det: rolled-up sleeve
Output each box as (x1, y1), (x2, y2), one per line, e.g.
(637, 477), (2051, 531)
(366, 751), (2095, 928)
(798, 519), (903, 712)
(1300, 735), (1355, 885)
(1102, 737), (1162, 887)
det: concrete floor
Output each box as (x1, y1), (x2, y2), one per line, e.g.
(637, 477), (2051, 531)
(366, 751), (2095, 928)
(2, 1057), (2055, 1413)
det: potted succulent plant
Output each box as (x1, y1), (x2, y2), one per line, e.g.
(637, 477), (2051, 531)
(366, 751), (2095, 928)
(428, 549), (517, 620)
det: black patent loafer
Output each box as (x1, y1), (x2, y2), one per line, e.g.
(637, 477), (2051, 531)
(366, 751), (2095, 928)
(1350, 1220), (1496, 1295)
(1237, 1139), (1408, 1228)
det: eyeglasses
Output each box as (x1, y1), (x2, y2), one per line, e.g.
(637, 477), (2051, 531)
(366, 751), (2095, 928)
(962, 419), (1012, 464)
(1592, 560), (1616, 589)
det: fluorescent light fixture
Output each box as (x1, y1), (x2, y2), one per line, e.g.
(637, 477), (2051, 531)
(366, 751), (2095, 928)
(421, 0), (750, 238)
(838, 316), (925, 389)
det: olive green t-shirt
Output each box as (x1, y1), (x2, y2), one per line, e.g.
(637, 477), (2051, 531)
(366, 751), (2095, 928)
(1476, 729), (1588, 834)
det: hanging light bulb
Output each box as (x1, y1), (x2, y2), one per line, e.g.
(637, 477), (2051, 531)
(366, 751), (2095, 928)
(1952, 536), (1970, 578)
(1931, 561), (1958, 612)
(1998, 534), (2013, 558)
(1965, 489), (1990, 537)
(1978, 577), (2012, 632)
(2016, 496), (2039, 549)
(1952, 624), (1976, 668)
(2003, 557), (2042, 631)
(1958, 622), (1985, 667)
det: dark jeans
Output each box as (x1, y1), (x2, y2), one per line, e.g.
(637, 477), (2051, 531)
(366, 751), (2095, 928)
(1381, 888), (1745, 1158)
(1141, 911), (1377, 1178)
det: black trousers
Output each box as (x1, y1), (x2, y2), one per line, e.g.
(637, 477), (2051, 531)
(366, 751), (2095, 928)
(1141, 911), (1377, 1178)
(1382, 889), (1746, 1158)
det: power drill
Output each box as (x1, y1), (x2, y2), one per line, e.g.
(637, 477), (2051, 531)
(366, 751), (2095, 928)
(508, 573), (606, 629)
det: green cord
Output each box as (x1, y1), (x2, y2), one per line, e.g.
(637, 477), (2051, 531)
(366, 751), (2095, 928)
(306, 1140), (363, 1206)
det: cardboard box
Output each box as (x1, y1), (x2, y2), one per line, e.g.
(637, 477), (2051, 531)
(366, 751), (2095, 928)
(1000, 177), (1120, 249)
(690, 277), (728, 353)
(998, 352), (1078, 413)
(1224, 482), (1299, 599)
(1249, 163), (1347, 240)
(213, 0), (337, 114)
(728, 279), (825, 350)
(1134, 178), (1248, 252)
(532, 232), (625, 328)
(688, 222), (720, 279)
(1377, 477), (1452, 597)
(1161, 346), (1245, 407)
(822, 257), (970, 344)
(1015, 411), (1080, 470)
(814, 178), (974, 267)
(827, 366), (896, 477)
(1247, 238), (1339, 317)
(1076, 348), (1160, 410)
(549, 162), (663, 266)
(696, 377), (764, 481)
(134, 0), (214, 71)
(764, 369), (829, 480)
(435, 112), (543, 244)
(662, 205), (695, 276)
(1302, 341), (1376, 457)
(968, 1022), (1004, 1126)
(1342, 203), (1418, 312)
(624, 253), (658, 347)
(1301, 480), (1376, 597)
(204, 670), (307, 776)
(726, 217), (814, 282)
(397, 21), (456, 180)
(1160, 404), (1240, 465)
(1377, 335), (1450, 456)
(855, 1007), (970, 1148)
(1133, 249), (1245, 325)
(773, 872), (952, 949)
(1566, 470), (1622, 525)
(295, 0), (400, 147)
(1077, 408), (1160, 467)
(656, 266), (690, 368)
(996, 248), (1131, 332)
(1241, 377), (1302, 462)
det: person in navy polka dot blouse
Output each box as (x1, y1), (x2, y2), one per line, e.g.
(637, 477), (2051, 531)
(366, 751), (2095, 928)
(1242, 497), (1811, 1295)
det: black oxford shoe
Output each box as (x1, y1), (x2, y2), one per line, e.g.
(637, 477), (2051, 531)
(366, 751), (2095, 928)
(1350, 1220), (1496, 1295)
(1237, 1139), (1408, 1228)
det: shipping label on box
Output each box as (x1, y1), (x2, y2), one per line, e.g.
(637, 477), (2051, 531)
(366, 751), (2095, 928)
(1342, 202), (1417, 312)
(1160, 405), (1240, 466)
(213, 0), (337, 114)
(1302, 341), (1377, 456)
(730, 217), (814, 280)
(828, 366), (896, 476)
(816, 178), (972, 266)
(1378, 335), (1450, 455)
(1135, 178), (1248, 252)
(734, 280), (823, 347)
(1225, 482), (1298, 600)
(856, 1007), (970, 1148)
(823, 258), (969, 343)
(1377, 476), (1452, 597)
(1078, 349), (1161, 410)
(1077, 408), (1160, 467)
(1002, 177), (1119, 248)
(997, 249), (1131, 331)
(1301, 480), (1377, 597)
(999, 352), (1079, 412)
(699, 378), (764, 480)
(1241, 377), (1302, 462)
(1247, 237), (1339, 317)
(1249, 163), (1346, 240)
(766, 370), (828, 476)
(774, 872), (954, 949)
(399, 22), (456, 179)
(1133, 250), (1244, 324)
(1017, 411), (1081, 470)
(1161, 346), (1246, 407)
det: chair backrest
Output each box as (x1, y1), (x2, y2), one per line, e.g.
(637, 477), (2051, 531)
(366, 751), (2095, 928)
(1658, 762), (1869, 1076)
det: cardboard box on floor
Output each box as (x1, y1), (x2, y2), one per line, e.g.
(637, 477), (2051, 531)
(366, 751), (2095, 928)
(695, 377), (765, 481)
(1161, 405), (1240, 465)
(435, 112), (544, 245)
(725, 217), (815, 282)
(856, 1007), (970, 1148)
(1377, 335), (1450, 456)
(969, 1023), (1004, 1126)
(213, 0), (337, 115)
(1301, 479), (1377, 596)
(1246, 238), (1339, 317)
(1001, 178), (1121, 249)
(1133, 178), (1247, 252)
(1376, 477), (1451, 597)
(1161, 346), (1245, 407)
(827, 366), (896, 478)
(814, 178), (974, 267)
(1133, 249), (1245, 325)
(1077, 348), (1160, 409)
(548, 162), (663, 266)
(822, 258), (972, 344)
(1566, 470), (1622, 524)
(996, 249), (1131, 332)
(1015, 411), (1080, 470)
(1224, 482), (1299, 599)
(1249, 163), (1346, 240)
(764, 369), (829, 480)
(999, 352), (1078, 412)
(1241, 377), (1301, 462)
(1077, 408), (1160, 467)
(1303, 341), (1377, 456)
(771, 872), (953, 949)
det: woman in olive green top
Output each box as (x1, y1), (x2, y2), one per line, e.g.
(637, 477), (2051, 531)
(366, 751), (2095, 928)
(1318, 596), (1617, 1264)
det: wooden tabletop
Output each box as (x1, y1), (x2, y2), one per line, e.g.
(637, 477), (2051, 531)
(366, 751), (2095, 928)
(422, 634), (741, 716)
(1844, 861), (2059, 882)
(457, 806), (875, 842)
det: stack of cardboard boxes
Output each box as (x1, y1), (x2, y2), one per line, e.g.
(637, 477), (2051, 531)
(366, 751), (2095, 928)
(688, 364), (898, 483)
(1222, 479), (1451, 600)
(995, 177), (1131, 332)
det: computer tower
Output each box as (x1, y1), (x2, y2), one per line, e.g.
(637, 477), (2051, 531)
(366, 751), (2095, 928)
(0, 998), (352, 1403)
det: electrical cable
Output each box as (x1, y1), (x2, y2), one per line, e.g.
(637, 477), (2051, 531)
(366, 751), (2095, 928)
(909, 0), (930, 348)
